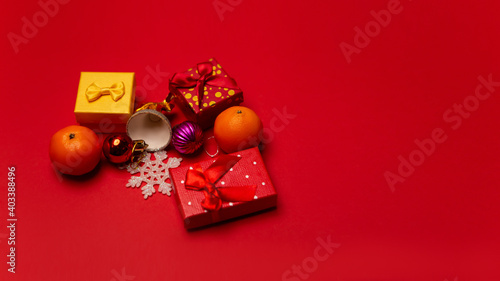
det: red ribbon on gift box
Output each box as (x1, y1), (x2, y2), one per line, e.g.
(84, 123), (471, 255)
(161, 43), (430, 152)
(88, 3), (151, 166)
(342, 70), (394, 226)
(185, 154), (257, 211)
(170, 61), (239, 111)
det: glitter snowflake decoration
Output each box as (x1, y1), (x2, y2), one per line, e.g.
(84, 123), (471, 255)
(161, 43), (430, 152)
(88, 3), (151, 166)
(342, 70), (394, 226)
(122, 151), (182, 199)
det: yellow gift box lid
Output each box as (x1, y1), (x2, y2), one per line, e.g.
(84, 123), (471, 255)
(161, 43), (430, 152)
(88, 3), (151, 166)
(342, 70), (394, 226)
(74, 72), (135, 132)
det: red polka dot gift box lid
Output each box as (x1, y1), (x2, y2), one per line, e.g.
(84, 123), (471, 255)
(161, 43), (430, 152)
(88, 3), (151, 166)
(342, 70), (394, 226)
(168, 58), (244, 129)
(169, 147), (277, 229)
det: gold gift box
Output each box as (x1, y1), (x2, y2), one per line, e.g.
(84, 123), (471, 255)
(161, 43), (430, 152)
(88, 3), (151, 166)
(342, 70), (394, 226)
(74, 72), (135, 133)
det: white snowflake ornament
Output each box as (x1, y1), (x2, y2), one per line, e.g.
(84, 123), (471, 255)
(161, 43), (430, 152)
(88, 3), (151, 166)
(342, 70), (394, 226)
(122, 151), (182, 199)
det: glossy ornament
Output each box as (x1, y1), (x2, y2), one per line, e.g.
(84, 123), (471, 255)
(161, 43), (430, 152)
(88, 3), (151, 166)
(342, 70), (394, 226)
(102, 134), (147, 164)
(172, 121), (204, 154)
(127, 109), (172, 152)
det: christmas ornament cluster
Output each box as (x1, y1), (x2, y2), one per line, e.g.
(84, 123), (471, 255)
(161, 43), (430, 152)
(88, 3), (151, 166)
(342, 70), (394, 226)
(49, 57), (278, 228)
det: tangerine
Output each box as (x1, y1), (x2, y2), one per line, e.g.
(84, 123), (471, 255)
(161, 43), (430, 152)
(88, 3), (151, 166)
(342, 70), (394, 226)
(214, 106), (263, 153)
(49, 125), (101, 176)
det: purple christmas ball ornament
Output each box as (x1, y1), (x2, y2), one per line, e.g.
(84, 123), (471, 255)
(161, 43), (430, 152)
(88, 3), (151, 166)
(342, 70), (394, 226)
(172, 121), (204, 154)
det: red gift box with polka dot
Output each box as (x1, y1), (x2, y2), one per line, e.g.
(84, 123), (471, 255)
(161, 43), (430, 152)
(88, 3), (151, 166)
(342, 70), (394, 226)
(169, 147), (277, 229)
(168, 58), (244, 129)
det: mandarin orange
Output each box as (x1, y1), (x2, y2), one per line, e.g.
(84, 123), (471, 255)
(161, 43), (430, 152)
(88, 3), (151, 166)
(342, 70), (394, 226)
(214, 106), (263, 153)
(49, 125), (101, 175)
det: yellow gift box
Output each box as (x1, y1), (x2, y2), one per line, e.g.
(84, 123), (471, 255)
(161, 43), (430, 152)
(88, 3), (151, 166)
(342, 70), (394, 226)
(74, 72), (135, 133)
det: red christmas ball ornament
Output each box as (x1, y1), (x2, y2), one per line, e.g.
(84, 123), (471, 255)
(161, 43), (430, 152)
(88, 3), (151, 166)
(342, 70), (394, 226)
(102, 134), (147, 164)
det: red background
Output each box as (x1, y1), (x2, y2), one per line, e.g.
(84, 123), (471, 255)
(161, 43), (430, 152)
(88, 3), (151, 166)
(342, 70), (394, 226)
(1, 0), (500, 280)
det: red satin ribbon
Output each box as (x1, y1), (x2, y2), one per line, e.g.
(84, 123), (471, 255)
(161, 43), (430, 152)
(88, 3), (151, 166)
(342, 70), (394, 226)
(185, 155), (257, 211)
(170, 62), (239, 111)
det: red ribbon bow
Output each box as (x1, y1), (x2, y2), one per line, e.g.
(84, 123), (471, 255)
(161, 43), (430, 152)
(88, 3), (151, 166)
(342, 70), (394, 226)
(170, 61), (239, 111)
(185, 155), (257, 211)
